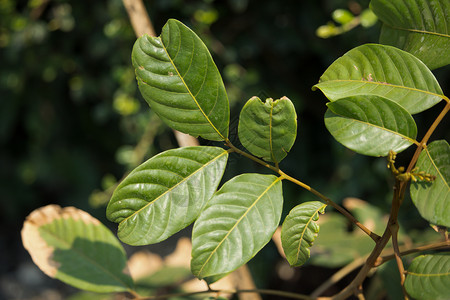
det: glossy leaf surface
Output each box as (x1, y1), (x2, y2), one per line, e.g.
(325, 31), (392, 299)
(313, 44), (444, 114)
(404, 253), (450, 300)
(325, 95), (417, 156)
(21, 205), (133, 293)
(371, 0), (450, 70)
(281, 201), (327, 267)
(132, 19), (229, 141)
(107, 146), (228, 245)
(191, 174), (283, 279)
(238, 96), (297, 163)
(410, 140), (450, 227)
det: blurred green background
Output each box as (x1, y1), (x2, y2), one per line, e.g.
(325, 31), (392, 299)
(1, 0), (448, 299)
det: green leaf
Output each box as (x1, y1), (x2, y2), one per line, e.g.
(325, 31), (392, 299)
(324, 95), (417, 156)
(312, 43), (444, 114)
(281, 201), (326, 267)
(191, 174), (283, 279)
(238, 96), (297, 163)
(132, 19), (229, 141)
(404, 253), (450, 300)
(371, 0), (450, 70)
(21, 205), (133, 293)
(106, 146), (228, 245)
(410, 140), (450, 227)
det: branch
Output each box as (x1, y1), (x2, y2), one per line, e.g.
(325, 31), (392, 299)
(122, 0), (155, 37)
(122, 0), (199, 148)
(330, 98), (450, 299)
(226, 140), (381, 242)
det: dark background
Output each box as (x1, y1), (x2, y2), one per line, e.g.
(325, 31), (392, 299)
(1, 0), (448, 299)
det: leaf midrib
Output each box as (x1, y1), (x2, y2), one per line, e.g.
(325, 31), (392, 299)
(120, 150), (228, 225)
(329, 110), (418, 145)
(196, 177), (281, 277)
(295, 204), (326, 263)
(160, 24), (225, 140)
(317, 79), (445, 100)
(384, 23), (450, 39)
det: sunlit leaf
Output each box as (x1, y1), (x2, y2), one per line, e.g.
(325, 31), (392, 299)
(106, 146), (228, 245)
(238, 96), (297, 163)
(325, 95), (417, 156)
(410, 140), (450, 227)
(132, 19), (229, 141)
(21, 205), (133, 293)
(404, 253), (450, 300)
(281, 201), (326, 267)
(313, 43), (444, 114)
(371, 0), (450, 70)
(191, 174), (283, 280)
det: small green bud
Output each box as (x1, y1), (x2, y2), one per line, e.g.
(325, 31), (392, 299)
(360, 9), (378, 27)
(332, 9), (354, 25)
(316, 24), (336, 38)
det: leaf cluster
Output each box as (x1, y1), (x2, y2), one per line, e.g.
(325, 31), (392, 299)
(21, 0), (450, 299)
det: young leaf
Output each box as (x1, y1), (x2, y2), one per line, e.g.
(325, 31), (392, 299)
(281, 201), (327, 267)
(21, 205), (133, 293)
(371, 0), (450, 70)
(132, 19), (229, 141)
(238, 96), (297, 163)
(410, 140), (450, 227)
(106, 146), (228, 245)
(404, 253), (450, 300)
(191, 174), (283, 280)
(312, 43), (444, 114)
(325, 95), (417, 156)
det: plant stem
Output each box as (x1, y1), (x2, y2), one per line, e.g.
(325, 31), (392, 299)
(331, 98), (450, 299)
(311, 240), (449, 298)
(376, 240), (450, 266)
(225, 140), (381, 242)
(279, 170), (381, 242)
(389, 222), (409, 299)
(406, 101), (450, 174)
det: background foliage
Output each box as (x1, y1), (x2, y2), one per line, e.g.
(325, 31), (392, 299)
(1, 0), (449, 298)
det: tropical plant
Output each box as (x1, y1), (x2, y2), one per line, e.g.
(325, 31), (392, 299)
(22, 0), (449, 299)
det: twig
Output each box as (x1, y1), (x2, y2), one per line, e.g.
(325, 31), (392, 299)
(122, 0), (155, 37)
(225, 139), (381, 242)
(311, 240), (449, 298)
(375, 241), (450, 267)
(122, 0), (199, 148)
(389, 222), (409, 299)
(310, 257), (366, 298)
(330, 98), (450, 299)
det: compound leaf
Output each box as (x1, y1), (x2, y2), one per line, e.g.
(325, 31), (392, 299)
(325, 95), (417, 156)
(238, 96), (297, 163)
(410, 140), (450, 227)
(191, 174), (283, 280)
(371, 0), (450, 70)
(281, 201), (327, 267)
(404, 253), (450, 300)
(106, 146), (228, 245)
(21, 205), (133, 293)
(313, 43), (444, 114)
(132, 19), (229, 141)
